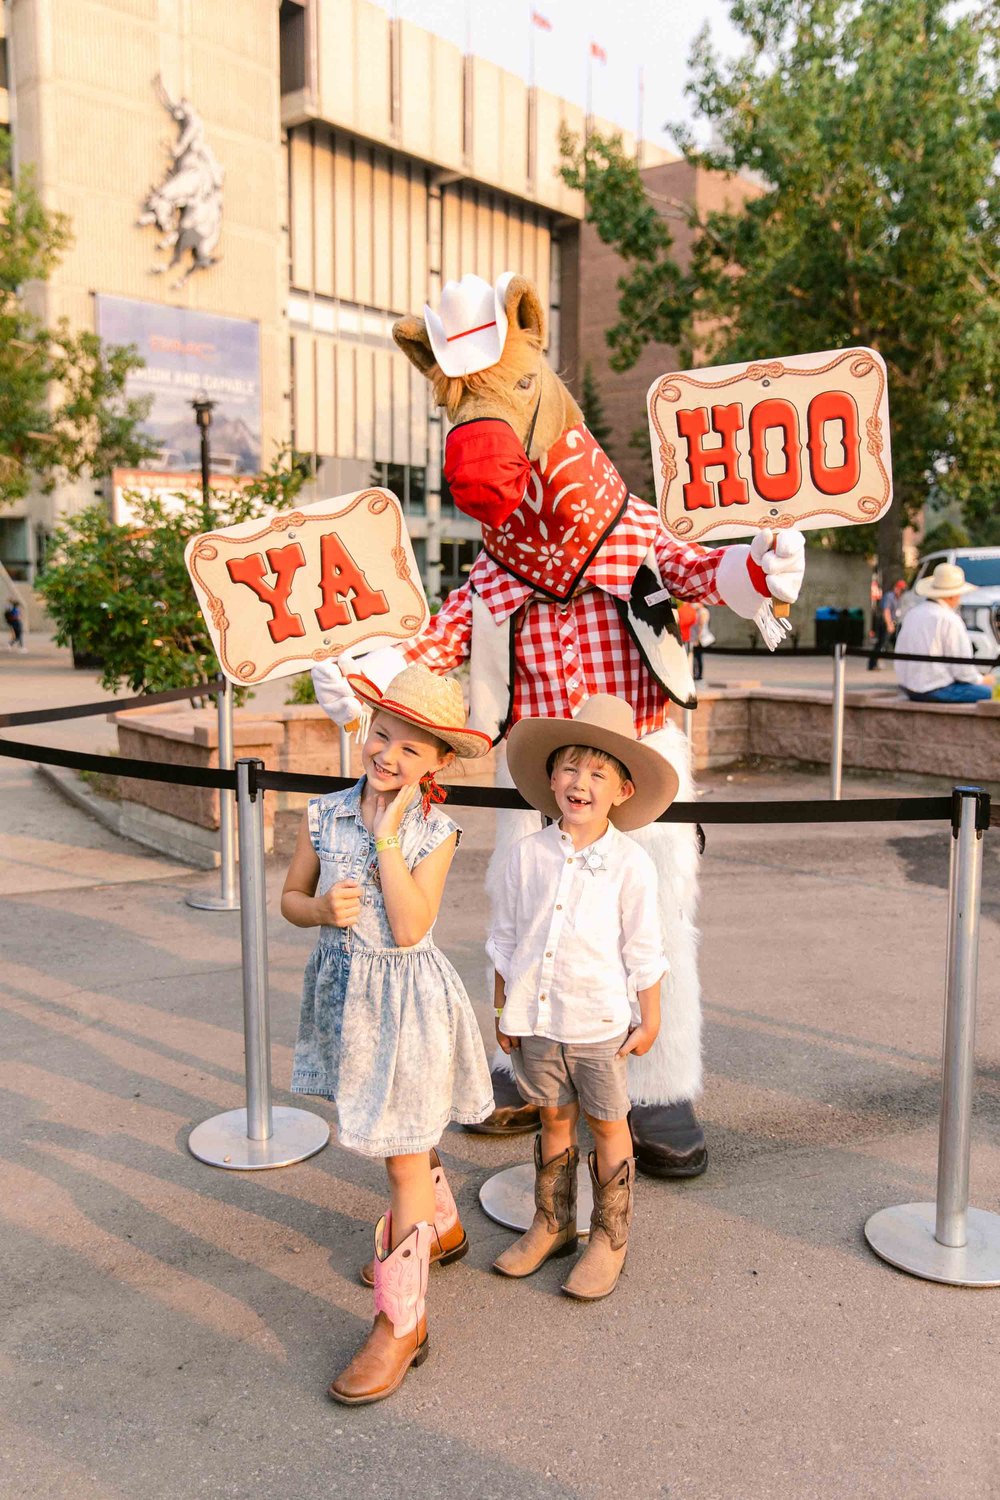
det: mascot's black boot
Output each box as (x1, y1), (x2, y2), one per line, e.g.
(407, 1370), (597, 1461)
(463, 1065), (541, 1136)
(629, 1101), (707, 1179)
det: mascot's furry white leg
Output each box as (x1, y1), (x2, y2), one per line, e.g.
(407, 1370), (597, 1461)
(622, 721), (702, 1106)
(485, 720), (702, 1109)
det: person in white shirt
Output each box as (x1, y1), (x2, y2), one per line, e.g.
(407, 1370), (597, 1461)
(487, 694), (677, 1301)
(895, 563), (994, 704)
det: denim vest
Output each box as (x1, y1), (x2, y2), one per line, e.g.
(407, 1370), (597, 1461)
(308, 779), (461, 954)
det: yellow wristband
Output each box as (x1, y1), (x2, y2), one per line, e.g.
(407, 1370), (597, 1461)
(494, 1006), (505, 1018)
(374, 835), (400, 853)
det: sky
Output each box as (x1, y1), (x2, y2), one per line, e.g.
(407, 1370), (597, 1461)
(378, 0), (746, 151)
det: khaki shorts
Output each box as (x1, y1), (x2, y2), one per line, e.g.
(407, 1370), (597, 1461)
(509, 1031), (630, 1122)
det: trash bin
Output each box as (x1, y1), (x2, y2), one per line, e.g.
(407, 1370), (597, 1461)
(814, 606), (839, 649)
(814, 607), (866, 649)
(843, 607), (865, 647)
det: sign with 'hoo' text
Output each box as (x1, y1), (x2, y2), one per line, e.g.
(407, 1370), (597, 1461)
(185, 490), (429, 685)
(647, 348), (892, 544)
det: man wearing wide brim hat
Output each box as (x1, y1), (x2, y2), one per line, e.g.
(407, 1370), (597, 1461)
(895, 563), (994, 704)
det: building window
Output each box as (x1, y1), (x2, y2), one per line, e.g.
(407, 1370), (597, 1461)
(369, 461), (427, 516)
(439, 471), (456, 518)
(279, 2), (308, 95)
(0, 517), (31, 582)
(439, 537), (478, 596)
(288, 294), (403, 349)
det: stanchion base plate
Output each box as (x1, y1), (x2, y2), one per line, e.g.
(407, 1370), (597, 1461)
(185, 891), (240, 911)
(479, 1161), (593, 1237)
(865, 1202), (1000, 1286)
(188, 1107), (329, 1170)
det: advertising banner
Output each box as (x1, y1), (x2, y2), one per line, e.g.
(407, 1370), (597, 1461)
(647, 348), (892, 543)
(185, 490), (429, 686)
(96, 295), (261, 479)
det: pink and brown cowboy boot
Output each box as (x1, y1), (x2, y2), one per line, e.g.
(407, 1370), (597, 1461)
(329, 1216), (431, 1405)
(360, 1148), (468, 1286)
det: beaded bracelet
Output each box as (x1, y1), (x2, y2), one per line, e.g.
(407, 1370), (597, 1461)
(374, 834), (400, 853)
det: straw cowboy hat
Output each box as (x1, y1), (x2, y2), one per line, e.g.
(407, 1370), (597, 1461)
(344, 663), (492, 760)
(505, 695), (680, 832)
(915, 562), (978, 600)
(424, 271), (517, 378)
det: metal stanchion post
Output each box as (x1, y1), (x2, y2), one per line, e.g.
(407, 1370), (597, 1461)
(865, 787), (1000, 1285)
(830, 642), (846, 801)
(188, 758), (330, 1169)
(186, 675), (240, 911)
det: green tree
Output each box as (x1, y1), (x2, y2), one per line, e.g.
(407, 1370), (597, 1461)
(580, 360), (613, 450)
(39, 452), (308, 694)
(561, 0), (999, 584)
(1, 144), (154, 507)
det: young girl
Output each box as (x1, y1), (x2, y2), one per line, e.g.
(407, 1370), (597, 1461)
(281, 664), (494, 1405)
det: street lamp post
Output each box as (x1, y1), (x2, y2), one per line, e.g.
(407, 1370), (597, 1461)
(191, 395), (216, 529)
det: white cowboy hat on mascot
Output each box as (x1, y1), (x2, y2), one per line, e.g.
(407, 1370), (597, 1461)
(313, 270), (807, 1178)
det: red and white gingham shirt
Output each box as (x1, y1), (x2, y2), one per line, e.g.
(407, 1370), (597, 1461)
(401, 497), (725, 736)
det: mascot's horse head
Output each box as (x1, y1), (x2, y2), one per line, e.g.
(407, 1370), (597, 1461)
(393, 274), (632, 602)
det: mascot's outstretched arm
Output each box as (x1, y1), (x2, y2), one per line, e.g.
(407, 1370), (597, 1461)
(648, 525), (807, 650)
(312, 578), (474, 722)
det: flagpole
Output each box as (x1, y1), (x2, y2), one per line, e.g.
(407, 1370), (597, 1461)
(528, 3), (535, 88)
(636, 64), (645, 166)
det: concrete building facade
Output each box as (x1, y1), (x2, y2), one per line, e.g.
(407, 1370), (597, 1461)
(1, 0), (676, 602)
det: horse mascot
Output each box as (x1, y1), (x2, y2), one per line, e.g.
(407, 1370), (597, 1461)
(313, 272), (805, 1176)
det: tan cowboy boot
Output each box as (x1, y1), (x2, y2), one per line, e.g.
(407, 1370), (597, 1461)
(328, 1216), (431, 1405)
(360, 1148), (468, 1286)
(561, 1152), (634, 1301)
(492, 1136), (578, 1277)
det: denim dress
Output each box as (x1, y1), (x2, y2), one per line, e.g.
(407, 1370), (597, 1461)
(290, 779), (494, 1157)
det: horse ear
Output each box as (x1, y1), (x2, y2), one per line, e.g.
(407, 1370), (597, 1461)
(393, 317), (438, 376)
(502, 276), (546, 343)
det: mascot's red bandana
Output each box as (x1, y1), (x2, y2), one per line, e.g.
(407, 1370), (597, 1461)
(443, 422), (629, 602)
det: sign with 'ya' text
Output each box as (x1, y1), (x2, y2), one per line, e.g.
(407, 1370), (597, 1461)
(647, 348), (892, 543)
(185, 490), (428, 685)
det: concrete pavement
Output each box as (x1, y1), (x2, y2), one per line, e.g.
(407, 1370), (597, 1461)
(1, 635), (999, 1499)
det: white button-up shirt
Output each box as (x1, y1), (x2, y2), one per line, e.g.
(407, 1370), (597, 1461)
(487, 822), (668, 1045)
(895, 600), (984, 694)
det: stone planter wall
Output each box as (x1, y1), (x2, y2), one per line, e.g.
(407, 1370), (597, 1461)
(112, 706), (284, 867)
(745, 691), (1000, 784)
(689, 687), (999, 785)
(111, 690), (998, 868)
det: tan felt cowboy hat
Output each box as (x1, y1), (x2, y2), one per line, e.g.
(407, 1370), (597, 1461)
(424, 271), (517, 377)
(505, 694), (679, 832)
(915, 562), (977, 599)
(344, 663), (492, 760)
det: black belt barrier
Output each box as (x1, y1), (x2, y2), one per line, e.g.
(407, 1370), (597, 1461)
(0, 735), (989, 828)
(0, 678), (218, 729)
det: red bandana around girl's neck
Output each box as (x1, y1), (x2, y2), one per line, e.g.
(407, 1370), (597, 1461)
(480, 424), (629, 602)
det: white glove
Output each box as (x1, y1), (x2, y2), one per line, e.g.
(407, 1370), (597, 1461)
(716, 528), (806, 619)
(750, 527), (806, 604)
(310, 644), (409, 726)
(311, 658), (363, 725)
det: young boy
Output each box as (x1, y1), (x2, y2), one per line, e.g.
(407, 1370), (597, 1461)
(487, 694), (677, 1300)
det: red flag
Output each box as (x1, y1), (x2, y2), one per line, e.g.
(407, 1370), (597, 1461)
(531, 9), (552, 30)
(590, 41), (607, 63)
